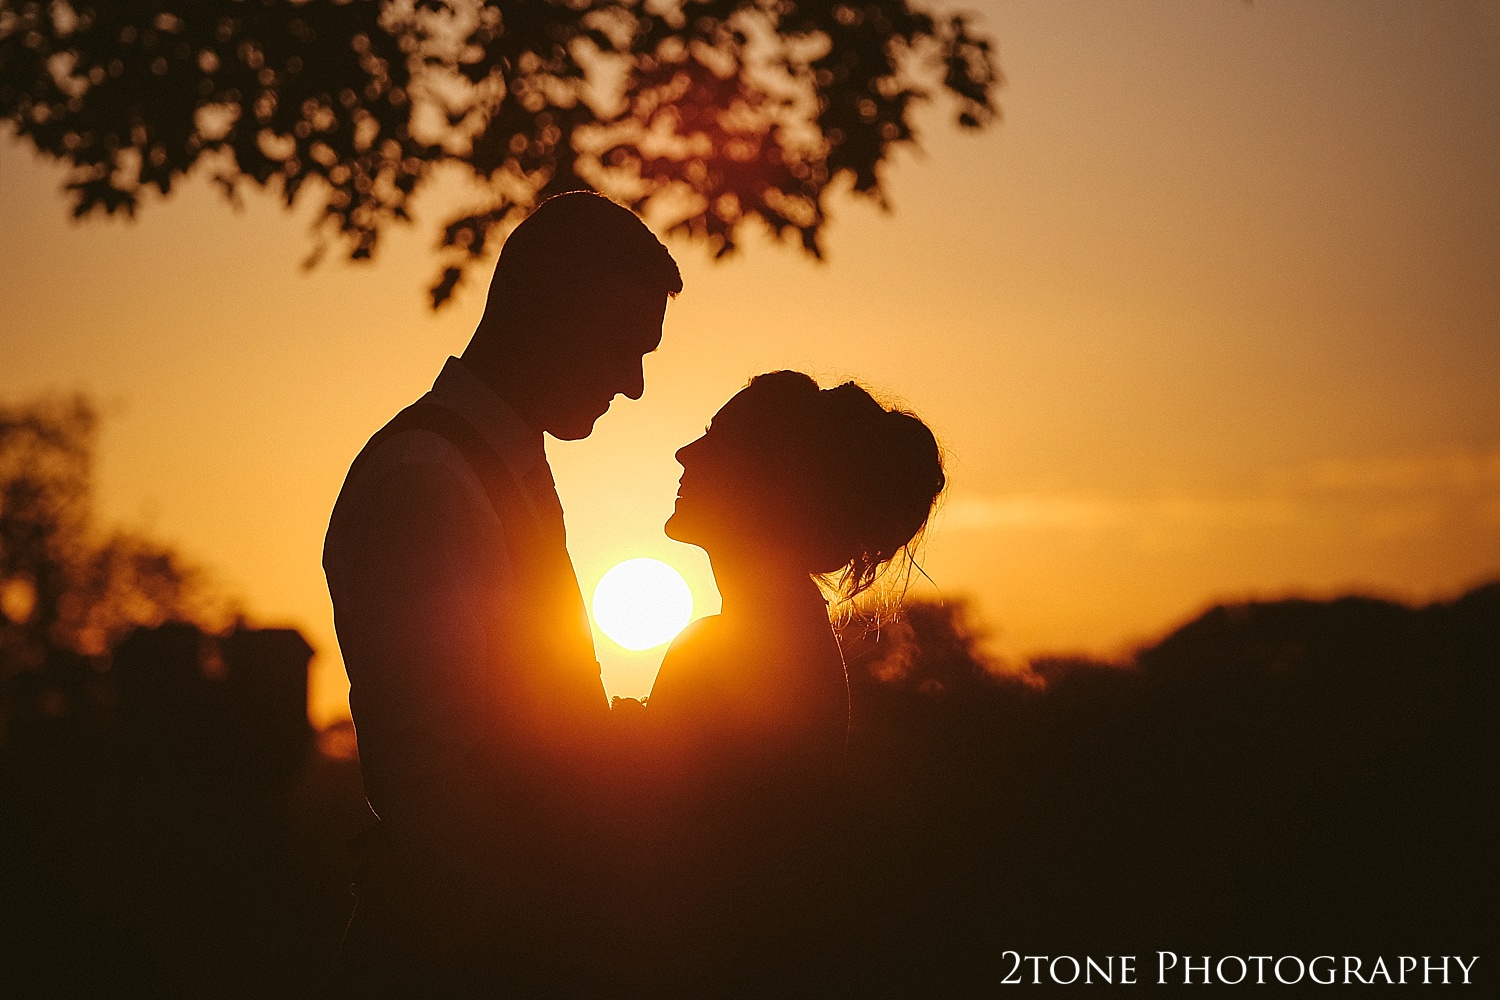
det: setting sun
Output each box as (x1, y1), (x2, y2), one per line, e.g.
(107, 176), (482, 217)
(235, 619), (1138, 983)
(591, 558), (695, 651)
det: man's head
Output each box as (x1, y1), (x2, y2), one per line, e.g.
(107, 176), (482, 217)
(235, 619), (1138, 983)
(464, 192), (683, 440)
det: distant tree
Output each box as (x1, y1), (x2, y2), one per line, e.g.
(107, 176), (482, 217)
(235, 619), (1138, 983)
(0, 0), (998, 305)
(0, 395), (228, 741)
(838, 596), (1005, 696)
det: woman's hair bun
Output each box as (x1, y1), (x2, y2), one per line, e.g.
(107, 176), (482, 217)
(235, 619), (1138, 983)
(813, 382), (946, 597)
(739, 372), (946, 599)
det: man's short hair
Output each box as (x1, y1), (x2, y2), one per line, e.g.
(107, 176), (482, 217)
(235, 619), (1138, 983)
(485, 192), (682, 327)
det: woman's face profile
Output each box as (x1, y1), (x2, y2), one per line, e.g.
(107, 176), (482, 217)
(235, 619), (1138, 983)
(665, 388), (786, 553)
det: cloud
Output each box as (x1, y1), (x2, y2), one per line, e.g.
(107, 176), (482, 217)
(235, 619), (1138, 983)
(1290, 448), (1500, 493)
(941, 495), (1120, 532)
(940, 446), (1500, 549)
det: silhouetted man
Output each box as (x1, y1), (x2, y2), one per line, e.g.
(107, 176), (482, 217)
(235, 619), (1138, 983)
(323, 192), (681, 994)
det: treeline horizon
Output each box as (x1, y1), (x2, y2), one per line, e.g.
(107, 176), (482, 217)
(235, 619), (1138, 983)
(823, 580), (1498, 995)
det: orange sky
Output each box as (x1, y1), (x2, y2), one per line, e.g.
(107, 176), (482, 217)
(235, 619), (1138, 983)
(3, 0), (1498, 726)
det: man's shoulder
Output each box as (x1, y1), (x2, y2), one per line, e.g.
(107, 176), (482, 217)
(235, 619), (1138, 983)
(340, 419), (473, 499)
(328, 411), (499, 542)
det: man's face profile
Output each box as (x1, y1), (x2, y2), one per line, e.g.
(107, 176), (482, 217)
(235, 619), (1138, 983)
(532, 275), (670, 441)
(464, 193), (682, 438)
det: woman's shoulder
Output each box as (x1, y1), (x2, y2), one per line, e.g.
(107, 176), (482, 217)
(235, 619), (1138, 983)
(668, 613), (725, 648)
(647, 615), (725, 706)
(659, 614), (734, 672)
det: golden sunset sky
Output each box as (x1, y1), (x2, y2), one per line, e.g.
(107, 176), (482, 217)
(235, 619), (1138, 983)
(3, 1), (1497, 725)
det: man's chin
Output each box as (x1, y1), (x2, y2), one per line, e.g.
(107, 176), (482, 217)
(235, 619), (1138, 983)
(549, 423), (596, 442)
(548, 410), (607, 441)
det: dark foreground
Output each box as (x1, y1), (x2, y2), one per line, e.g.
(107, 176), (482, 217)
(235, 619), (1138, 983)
(3, 584), (1496, 997)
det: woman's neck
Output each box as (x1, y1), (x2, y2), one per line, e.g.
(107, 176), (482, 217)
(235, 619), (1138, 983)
(707, 548), (823, 619)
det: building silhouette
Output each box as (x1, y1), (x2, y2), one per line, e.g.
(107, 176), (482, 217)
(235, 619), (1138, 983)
(113, 621), (314, 786)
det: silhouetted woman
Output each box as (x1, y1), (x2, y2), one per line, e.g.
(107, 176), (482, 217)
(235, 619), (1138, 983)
(617, 370), (945, 996)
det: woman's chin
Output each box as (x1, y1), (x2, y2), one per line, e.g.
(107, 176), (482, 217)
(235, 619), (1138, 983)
(663, 512), (690, 544)
(664, 512), (712, 552)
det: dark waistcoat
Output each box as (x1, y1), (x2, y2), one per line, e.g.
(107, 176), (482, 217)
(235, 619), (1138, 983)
(332, 401), (613, 981)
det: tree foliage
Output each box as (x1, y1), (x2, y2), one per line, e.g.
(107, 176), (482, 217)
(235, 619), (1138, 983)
(0, 0), (999, 305)
(0, 396), (227, 731)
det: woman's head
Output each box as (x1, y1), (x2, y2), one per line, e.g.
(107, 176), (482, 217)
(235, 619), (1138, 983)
(666, 371), (945, 598)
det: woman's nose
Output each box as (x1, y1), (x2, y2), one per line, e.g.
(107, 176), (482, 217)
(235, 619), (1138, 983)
(675, 436), (703, 466)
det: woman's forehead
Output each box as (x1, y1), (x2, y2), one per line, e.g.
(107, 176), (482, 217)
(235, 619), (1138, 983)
(708, 374), (822, 444)
(711, 386), (766, 426)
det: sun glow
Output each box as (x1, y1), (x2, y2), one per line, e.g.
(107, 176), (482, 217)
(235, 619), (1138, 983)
(591, 557), (695, 651)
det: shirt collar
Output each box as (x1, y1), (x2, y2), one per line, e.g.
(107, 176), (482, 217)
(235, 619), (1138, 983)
(426, 356), (546, 481)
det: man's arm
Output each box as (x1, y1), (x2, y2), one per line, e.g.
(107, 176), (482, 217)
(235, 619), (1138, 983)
(331, 445), (513, 873)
